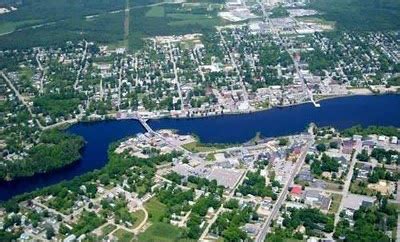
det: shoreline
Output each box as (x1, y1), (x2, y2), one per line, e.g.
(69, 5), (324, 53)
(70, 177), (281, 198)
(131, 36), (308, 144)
(53, 91), (398, 130)
(2, 93), (400, 202)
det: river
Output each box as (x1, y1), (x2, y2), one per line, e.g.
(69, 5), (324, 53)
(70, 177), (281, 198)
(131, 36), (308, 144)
(1, 94), (399, 201)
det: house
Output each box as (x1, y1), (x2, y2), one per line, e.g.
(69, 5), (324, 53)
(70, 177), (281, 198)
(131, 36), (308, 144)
(296, 170), (313, 183)
(290, 185), (303, 199)
(342, 139), (356, 154)
(303, 190), (331, 212)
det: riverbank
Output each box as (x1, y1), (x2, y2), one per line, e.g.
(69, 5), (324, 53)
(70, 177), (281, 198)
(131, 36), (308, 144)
(1, 94), (400, 201)
(46, 90), (398, 131)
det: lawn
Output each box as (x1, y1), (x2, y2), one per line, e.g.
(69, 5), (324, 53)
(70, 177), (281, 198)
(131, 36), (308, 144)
(145, 6), (165, 17)
(113, 228), (134, 242)
(167, 13), (221, 27)
(100, 223), (117, 238)
(182, 141), (230, 153)
(0, 20), (41, 35)
(144, 197), (166, 223)
(131, 209), (146, 229)
(328, 193), (342, 214)
(350, 181), (376, 196)
(137, 222), (184, 242)
(168, 18), (220, 28)
(140, 198), (190, 241)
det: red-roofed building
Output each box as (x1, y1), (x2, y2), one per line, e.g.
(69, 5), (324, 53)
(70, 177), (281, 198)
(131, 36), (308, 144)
(290, 185), (303, 199)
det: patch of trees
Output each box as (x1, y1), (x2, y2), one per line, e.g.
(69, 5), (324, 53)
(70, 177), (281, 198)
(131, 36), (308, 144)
(260, 43), (292, 67)
(302, 49), (336, 75)
(237, 170), (276, 199)
(269, 5), (289, 18)
(165, 171), (183, 184)
(282, 208), (334, 236)
(101, 197), (137, 225)
(33, 92), (84, 120)
(368, 167), (399, 183)
(187, 175), (224, 194)
(72, 211), (105, 236)
(309, 0), (400, 31)
(342, 125), (400, 139)
(210, 205), (254, 241)
(371, 148), (400, 164)
(334, 199), (397, 241)
(310, 153), (339, 176)
(157, 186), (194, 213)
(387, 76), (400, 86)
(185, 195), (221, 239)
(356, 149), (369, 162)
(0, 129), (84, 181)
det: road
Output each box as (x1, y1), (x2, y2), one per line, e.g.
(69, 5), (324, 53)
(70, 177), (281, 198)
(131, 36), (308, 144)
(124, 0), (130, 49)
(199, 168), (249, 241)
(117, 58), (124, 109)
(31, 199), (68, 220)
(35, 53), (45, 94)
(256, 0), (318, 108)
(218, 29), (249, 102)
(334, 141), (362, 225)
(397, 214), (400, 242)
(255, 137), (313, 242)
(168, 41), (184, 111)
(1, 71), (44, 129)
(73, 40), (88, 90)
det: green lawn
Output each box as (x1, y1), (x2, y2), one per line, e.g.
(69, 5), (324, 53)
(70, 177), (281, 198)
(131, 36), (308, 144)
(113, 228), (134, 242)
(328, 193), (342, 214)
(140, 198), (188, 241)
(145, 6), (165, 17)
(131, 209), (146, 229)
(0, 20), (41, 35)
(144, 197), (166, 223)
(100, 223), (117, 237)
(167, 13), (221, 27)
(137, 222), (184, 242)
(182, 141), (230, 153)
(350, 181), (376, 196)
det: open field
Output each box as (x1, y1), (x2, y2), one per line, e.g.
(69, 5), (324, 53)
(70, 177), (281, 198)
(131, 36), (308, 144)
(0, 20), (41, 35)
(137, 222), (185, 242)
(144, 197), (166, 222)
(139, 197), (188, 241)
(328, 193), (342, 214)
(145, 6), (165, 17)
(113, 228), (135, 242)
(182, 141), (230, 153)
(128, 4), (221, 51)
(131, 209), (146, 229)
(101, 224), (117, 238)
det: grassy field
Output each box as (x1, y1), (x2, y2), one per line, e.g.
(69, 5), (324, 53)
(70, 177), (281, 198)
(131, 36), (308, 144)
(128, 3), (222, 51)
(145, 197), (166, 222)
(137, 222), (185, 242)
(182, 142), (221, 153)
(140, 197), (187, 241)
(0, 20), (41, 35)
(350, 181), (376, 196)
(113, 228), (135, 242)
(101, 223), (117, 237)
(145, 6), (165, 17)
(328, 193), (342, 214)
(167, 13), (222, 27)
(131, 209), (146, 229)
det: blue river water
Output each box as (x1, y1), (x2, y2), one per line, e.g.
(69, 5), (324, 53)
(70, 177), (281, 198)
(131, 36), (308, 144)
(1, 94), (400, 201)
